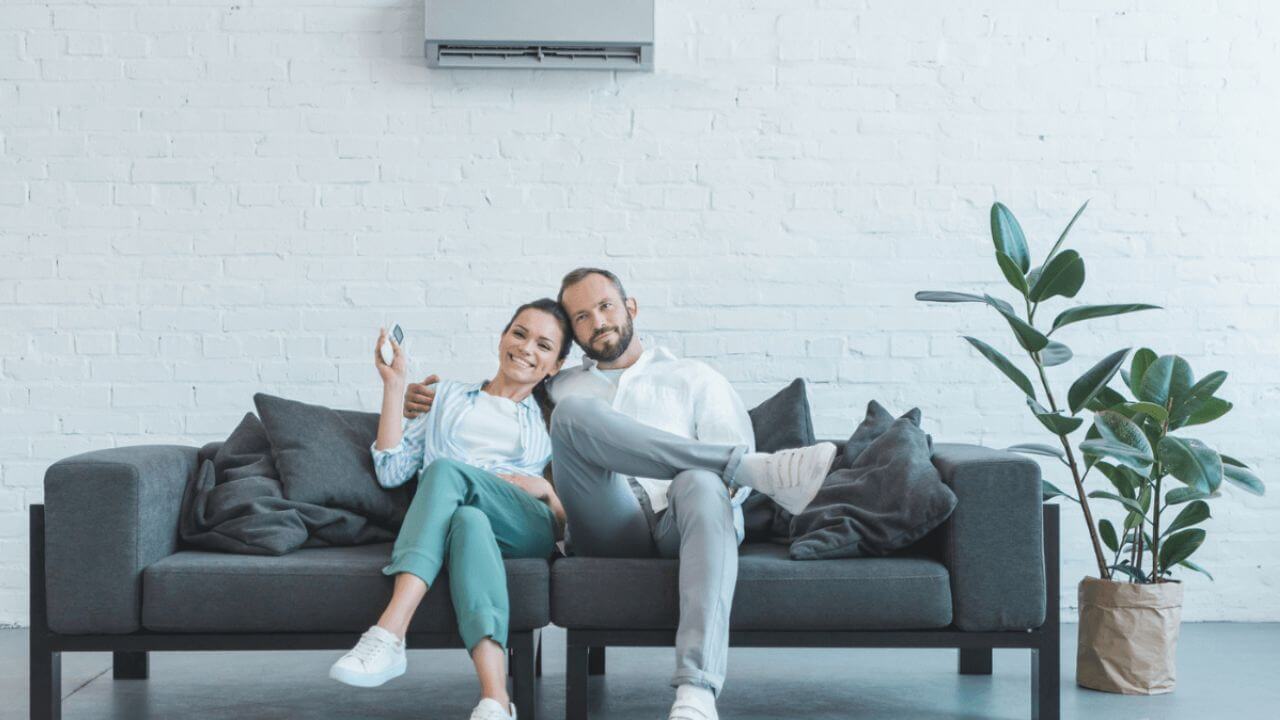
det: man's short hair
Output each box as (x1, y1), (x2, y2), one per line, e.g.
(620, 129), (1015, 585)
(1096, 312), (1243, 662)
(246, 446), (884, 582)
(558, 267), (628, 306)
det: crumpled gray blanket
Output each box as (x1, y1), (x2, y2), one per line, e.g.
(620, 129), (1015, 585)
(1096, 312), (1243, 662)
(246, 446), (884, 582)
(179, 412), (397, 556)
(787, 401), (959, 560)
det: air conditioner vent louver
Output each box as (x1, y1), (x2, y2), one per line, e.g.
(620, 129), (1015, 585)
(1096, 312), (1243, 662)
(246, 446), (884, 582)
(425, 0), (654, 71)
(435, 44), (646, 68)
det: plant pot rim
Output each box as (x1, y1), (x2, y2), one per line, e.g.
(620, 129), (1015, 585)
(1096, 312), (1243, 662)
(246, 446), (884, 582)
(1079, 575), (1184, 609)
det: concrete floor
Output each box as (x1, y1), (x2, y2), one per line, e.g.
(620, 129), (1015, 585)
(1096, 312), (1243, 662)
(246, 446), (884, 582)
(4, 623), (1278, 719)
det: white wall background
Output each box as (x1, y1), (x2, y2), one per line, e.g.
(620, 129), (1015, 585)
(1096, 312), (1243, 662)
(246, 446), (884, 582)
(2, 0), (1278, 627)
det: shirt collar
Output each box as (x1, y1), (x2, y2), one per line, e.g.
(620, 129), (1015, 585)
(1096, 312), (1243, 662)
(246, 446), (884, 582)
(464, 380), (538, 412)
(581, 345), (673, 378)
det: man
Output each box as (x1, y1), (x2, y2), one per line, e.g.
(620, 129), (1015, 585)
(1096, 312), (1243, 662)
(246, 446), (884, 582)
(404, 268), (835, 720)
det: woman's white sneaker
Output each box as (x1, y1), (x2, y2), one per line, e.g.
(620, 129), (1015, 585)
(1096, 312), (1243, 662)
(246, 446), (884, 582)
(734, 442), (837, 515)
(469, 697), (517, 720)
(328, 625), (407, 688)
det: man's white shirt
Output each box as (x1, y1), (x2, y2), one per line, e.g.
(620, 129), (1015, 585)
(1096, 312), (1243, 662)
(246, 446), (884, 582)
(549, 345), (756, 541)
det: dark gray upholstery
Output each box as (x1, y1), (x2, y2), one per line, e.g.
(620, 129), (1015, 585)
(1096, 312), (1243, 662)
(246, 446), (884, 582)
(552, 543), (952, 631)
(932, 443), (1046, 631)
(143, 543), (550, 633)
(44, 445), (196, 634)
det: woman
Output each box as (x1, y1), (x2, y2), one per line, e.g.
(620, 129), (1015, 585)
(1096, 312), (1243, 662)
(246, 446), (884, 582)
(329, 298), (572, 720)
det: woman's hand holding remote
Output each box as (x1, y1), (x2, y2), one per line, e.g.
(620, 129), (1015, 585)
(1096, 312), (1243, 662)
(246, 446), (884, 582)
(374, 327), (408, 387)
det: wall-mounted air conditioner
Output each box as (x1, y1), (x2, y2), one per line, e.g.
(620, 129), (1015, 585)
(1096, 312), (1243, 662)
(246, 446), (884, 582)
(425, 0), (654, 71)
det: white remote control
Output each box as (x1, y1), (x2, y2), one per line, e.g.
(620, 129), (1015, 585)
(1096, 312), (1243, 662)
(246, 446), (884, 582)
(380, 323), (403, 366)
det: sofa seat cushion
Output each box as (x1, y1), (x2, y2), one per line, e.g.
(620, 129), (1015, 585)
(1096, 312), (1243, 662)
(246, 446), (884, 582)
(142, 543), (549, 633)
(552, 543), (952, 631)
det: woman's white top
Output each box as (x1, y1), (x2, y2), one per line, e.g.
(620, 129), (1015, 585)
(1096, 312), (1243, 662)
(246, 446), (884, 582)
(370, 380), (551, 489)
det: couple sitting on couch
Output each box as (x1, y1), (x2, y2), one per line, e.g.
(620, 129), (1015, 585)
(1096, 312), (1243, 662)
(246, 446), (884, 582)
(328, 267), (838, 720)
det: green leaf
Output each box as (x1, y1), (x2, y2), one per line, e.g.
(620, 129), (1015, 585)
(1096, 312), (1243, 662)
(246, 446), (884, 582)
(1109, 563), (1149, 583)
(1040, 341), (1072, 367)
(915, 291), (1015, 317)
(990, 202), (1030, 273)
(1085, 386), (1128, 412)
(1170, 371), (1228, 428)
(1081, 439), (1154, 471)
(1067, 348), (1130, 415)
(1164, 500), (1210, 536)
(1088, 490), (1148, 517)
(1099, 519), (1119, 552)
(1138, 355), (1194, 407)
(1050, 303), (1161, 333)
(1096, 462), (1136, 498)
(1027, 397), (1084, 435)
(1008, 443), (1066, 460)
(915, 291), (992, 304)
(1128, 348), (1158, 395)
(1042, 479), (1076, 502)
(1165, 486), (1209, 505)
(1180, 559), (1214, 581)
(1121, 401), (1169, 423)
(963, 336), (1036, 398)
(995, 252), (1030, 296)
(1043, 200), (1090, 266)
(1220, 454), (1248, 468)
(1181, 397), (1232, 427)
(1223, 464), (1265, 496)
(1092, 410), (1155, 468)
(1158, 436), (1224, 493)
(1028, 249), (1086, 302)
(995, 306), (1050, 352)
(1159, 529), (1206, 570)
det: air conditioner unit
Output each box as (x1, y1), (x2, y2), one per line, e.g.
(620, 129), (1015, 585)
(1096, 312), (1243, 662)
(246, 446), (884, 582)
(425, 0), (654, 71)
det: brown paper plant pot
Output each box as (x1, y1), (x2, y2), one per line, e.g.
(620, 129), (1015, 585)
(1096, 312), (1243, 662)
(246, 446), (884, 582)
(1076, 576), (1184, 694)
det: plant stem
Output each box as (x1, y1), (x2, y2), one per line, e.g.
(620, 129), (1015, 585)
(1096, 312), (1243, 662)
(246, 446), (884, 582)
(1150, 412), (1171, 581)
(1031, 352), (1111, 580)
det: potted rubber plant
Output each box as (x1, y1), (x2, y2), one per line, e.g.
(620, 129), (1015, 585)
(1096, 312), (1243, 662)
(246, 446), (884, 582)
(914, 201), (1265, 694)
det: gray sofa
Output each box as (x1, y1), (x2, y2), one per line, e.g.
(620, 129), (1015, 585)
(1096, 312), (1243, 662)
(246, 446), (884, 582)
(30, 442), (1059, 720)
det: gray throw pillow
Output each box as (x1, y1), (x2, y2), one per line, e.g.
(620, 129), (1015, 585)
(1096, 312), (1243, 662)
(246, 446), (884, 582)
(832, 400), (925, 471)
(789, 415), (957, 559)
(747, 378), (815, 452)
(743, 378), (815, 541)
(253, 393), (411, 527)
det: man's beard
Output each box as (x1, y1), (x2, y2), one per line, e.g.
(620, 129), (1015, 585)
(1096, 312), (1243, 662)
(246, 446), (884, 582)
(581, 316), (635, 363)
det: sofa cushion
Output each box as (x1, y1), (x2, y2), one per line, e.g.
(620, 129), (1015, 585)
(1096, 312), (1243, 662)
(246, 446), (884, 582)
(142, 543), (550, 633)
(551, 543), (952, 631)
(253, 393), (410, 528)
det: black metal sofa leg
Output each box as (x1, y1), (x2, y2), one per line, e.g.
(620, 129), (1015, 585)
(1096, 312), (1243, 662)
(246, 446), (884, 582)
(30, 504), (62, 720)
(566, 636), (590, 720)
(1033, 504), (1061, 720)
(30, 645), (61, 720)
(113, 651), (149, 680)
(510, 631), (538, 720)
(588, 646), (606, 676)
(958, 647), (992, 675)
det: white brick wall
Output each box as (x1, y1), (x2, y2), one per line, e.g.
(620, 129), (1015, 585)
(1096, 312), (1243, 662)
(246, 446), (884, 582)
(2, 0), (1278, 626)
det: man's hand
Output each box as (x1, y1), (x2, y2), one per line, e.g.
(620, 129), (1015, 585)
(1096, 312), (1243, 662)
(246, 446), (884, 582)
(497, 473), (552, 502)
(403, 375), (439, 419)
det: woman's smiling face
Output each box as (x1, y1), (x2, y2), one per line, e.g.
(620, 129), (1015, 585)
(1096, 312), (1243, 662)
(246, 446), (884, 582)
(498, 308), (566, 385)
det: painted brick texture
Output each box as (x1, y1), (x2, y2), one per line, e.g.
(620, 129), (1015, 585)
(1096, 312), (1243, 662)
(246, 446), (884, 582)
(1, 1), (1278, 625)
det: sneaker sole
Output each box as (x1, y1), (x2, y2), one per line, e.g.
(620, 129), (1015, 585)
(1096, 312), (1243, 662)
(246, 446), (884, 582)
(328, 656), (406, 688)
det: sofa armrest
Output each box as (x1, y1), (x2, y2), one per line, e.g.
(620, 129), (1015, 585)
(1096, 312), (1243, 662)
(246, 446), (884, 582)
(43, 445), (197, 634)
(931, 443), (1046, 631)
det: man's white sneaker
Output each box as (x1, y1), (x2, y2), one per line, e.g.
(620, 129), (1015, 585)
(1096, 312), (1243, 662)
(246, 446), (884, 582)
(668, 684), (718, 720)
(328, 625), (406, 688)
(470, 697), (517, 720)
(734, 442), (837, 515)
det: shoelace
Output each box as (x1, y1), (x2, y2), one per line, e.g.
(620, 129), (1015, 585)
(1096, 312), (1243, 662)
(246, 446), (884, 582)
(349, 631), (395, 665)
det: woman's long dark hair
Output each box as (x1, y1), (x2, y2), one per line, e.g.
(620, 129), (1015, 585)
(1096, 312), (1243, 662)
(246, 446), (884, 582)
(502, 298), (572, 428)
